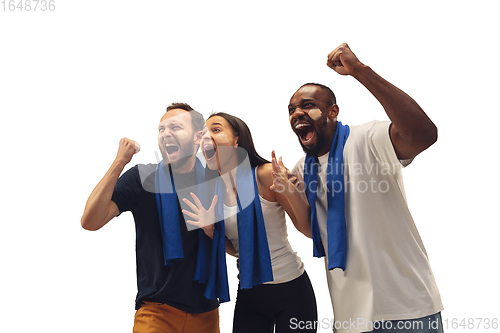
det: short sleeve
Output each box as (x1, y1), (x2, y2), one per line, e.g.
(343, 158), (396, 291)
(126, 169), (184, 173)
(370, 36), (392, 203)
(366, 121), (413, 172)
(111, 165), (147, 214)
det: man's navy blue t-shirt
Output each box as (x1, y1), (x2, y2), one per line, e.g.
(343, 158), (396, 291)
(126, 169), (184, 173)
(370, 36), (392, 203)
(111, 163), (219, 313)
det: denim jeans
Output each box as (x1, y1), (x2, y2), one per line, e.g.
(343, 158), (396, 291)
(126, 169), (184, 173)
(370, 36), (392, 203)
(365, 312), (443, 333)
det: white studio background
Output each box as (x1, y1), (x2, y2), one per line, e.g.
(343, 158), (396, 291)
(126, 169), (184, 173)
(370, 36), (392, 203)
(1, 1), (498, 332)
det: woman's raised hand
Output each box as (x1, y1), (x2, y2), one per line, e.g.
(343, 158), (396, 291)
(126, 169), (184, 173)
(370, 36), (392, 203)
(182, 193), (219, 239)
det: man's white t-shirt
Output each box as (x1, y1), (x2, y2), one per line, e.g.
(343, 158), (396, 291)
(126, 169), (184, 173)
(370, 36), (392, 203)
(293, 121), (443, 333)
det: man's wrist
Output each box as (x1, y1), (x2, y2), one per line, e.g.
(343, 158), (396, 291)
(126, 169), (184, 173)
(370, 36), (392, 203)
(112, 158), (128, 173)
(350, 63), (371, 80)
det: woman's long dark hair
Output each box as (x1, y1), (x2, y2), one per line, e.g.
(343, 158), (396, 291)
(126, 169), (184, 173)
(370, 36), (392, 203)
(208, 112), (270, 168)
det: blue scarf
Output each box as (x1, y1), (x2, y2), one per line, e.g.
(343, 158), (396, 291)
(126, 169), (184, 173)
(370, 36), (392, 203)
(155, 158), (229, 303)
(304, 121), (350, 270)
(193, 210), (230, 302)
(205, 164), (273, 295)
(154, 158), (207, 265)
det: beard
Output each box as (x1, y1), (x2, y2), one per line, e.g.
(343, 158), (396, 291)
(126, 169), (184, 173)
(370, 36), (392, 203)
(297, 121), (328, 156)
(165, 139), (197, 171)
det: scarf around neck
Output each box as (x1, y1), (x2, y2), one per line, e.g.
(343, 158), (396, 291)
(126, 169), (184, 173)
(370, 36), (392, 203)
(155, 158), (228, 303)
(154, 158), (207, 265)
(197, 162), (273, 302)
(304, 121), (350, 270)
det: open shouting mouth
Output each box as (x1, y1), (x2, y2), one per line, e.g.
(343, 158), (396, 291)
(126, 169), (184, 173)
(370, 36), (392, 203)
(162, 140), (183, 162)
(165, 143), (180, 155)
(202, 140), (217, 161)
(294, 121), (315, 146)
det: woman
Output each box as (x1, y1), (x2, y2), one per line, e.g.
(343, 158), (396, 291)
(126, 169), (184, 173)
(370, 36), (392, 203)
(182, 112), (317, 333)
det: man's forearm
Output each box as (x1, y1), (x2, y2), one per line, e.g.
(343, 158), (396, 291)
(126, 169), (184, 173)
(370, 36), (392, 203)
(327, 43), (437, 159)
(81, 160), (125, 231)
(352, 65), (437, 156)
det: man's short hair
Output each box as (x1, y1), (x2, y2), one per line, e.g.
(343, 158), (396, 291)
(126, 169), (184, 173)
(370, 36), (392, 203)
(166, 102), (204, 133)
(166, 102), (193, 112)
(300, 83), (337, 106)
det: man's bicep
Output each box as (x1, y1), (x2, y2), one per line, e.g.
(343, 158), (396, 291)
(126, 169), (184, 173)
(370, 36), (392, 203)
(389, 123), (425, 160)
(105, 201), (120, 223)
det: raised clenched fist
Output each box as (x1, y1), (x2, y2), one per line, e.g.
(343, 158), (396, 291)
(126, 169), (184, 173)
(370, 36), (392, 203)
(327, 43), (365, 76)
(116, 137), (140, 166)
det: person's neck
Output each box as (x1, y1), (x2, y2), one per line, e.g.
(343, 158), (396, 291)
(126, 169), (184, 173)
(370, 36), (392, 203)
(170, 155), (197, 174)
(317, 120), (338, 157)
(219, 156), (239, 193)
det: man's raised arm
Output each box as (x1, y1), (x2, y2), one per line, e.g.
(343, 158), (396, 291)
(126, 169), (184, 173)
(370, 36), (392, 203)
(327, 43), (437, 160)
(81, 138), (139, 231)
